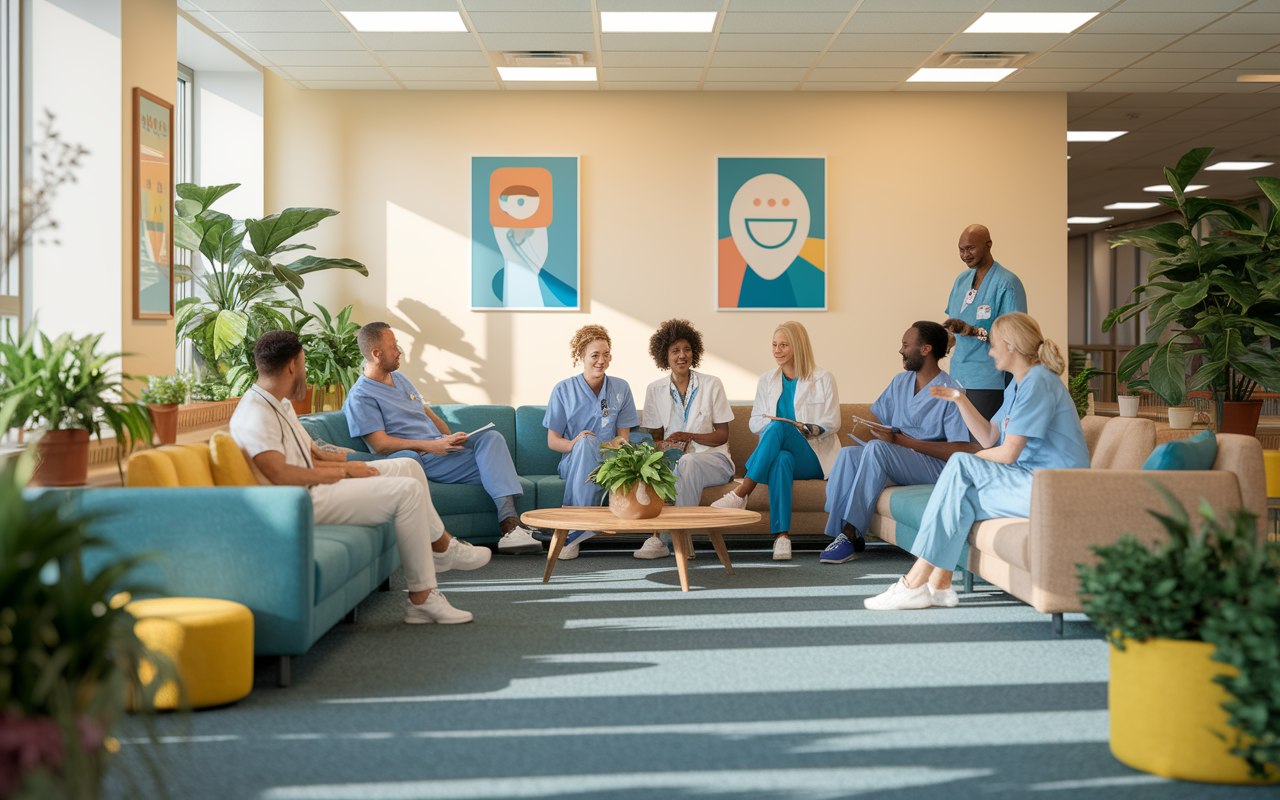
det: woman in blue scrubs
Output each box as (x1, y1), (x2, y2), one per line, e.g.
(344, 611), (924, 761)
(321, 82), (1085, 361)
(544, 324), (639, 560)
(711, 321), (841, 560)
(865, 312), (1089, 610)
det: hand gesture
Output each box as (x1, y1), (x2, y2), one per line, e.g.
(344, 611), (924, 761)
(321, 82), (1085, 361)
(665, 431), (695, 443)
(929, 385), (965, 403)
(343, 461), (380, 479)
(571, 430), (597, 447)
(603, 436), (629, 450)
(868, 426), (896, 444)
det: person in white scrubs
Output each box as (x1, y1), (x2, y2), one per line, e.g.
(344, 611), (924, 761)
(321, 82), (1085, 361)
(711, 321), (841, 560)
(544, 324), (639, 561)
(635, 319), (735, 559)
(865, 313), (1089, 611)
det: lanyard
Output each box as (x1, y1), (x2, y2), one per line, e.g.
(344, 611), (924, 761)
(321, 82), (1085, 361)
(669, 376), (699, 426)
(597, 376), (610, 422)
(252, 387), (313, 468)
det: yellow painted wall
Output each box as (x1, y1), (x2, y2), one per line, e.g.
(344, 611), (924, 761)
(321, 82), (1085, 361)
(265, 74), (1066, 406)
(121, 0), (176, 380)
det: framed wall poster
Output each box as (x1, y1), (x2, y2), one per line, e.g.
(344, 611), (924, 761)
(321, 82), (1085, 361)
(133, 87), (174, 320)
(717, 157), (826, 311)
(470, 156), (580, 311)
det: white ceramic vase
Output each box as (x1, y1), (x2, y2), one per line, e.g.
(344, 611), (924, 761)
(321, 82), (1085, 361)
(1167, 406), (1195, 430)
(1118, 395), (1141, 418)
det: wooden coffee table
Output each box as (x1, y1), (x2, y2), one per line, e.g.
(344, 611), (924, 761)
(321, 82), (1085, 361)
(520, 506), (762, 592)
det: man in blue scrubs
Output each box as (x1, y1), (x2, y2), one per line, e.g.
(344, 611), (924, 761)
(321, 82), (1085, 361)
(343, 322), (542, 554)
(942, 224), (1027, 422)
(819, 322), (977, 564)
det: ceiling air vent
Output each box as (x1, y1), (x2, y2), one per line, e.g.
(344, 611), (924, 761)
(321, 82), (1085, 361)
(501, 51), (589, 68)
(938, 52), (1029, 69)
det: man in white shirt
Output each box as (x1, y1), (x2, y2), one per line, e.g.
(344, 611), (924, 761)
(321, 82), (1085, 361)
(229, 330), (489, 625)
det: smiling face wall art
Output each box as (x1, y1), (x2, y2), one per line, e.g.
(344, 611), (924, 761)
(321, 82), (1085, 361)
(717, 157), (826, 310)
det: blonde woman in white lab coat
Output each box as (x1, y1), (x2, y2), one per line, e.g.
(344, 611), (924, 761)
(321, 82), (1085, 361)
(711, 321), (841, 560)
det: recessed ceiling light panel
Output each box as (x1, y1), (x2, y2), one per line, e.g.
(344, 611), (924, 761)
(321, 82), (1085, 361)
(1237, 75), (1280, 83)
(600, 12), (717, 33)
(1104, 202), (1161, 210)
(1067, 131), (1127, 142)
(342, 11), (467, 32)
(497, 67), (598, 82)
(906, 67), (1016, 83)
(1205, 161), (1274, 171)
(965, 12), (1099, 34)
(1067, 216), (1114, 224)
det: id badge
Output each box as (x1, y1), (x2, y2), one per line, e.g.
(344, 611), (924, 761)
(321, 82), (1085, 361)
(976, 304), (991, 320)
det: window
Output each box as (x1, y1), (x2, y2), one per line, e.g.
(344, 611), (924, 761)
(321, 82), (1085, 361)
(174, 61), (194, 370)
(0, 0), (21, 333)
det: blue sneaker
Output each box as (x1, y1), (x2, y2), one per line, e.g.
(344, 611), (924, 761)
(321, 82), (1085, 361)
(820, 533), (860, 564)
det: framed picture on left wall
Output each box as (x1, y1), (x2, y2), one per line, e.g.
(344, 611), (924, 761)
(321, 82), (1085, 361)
(133, 87), (174, 320)
(470, 156), (580, 311)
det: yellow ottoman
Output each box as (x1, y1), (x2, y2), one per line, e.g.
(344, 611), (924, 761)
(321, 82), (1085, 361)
(127, 598), (254, 710)
(1264, 450), (1280, 498)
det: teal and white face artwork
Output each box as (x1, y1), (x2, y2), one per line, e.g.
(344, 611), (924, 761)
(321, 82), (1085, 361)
(498, 186), (541, 221)
(728, 173), (811, 281)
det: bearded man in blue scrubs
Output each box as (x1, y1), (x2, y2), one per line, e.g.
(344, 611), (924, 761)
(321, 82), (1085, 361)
(942, 224), (1027, 423)
(342, 322), (542, 555)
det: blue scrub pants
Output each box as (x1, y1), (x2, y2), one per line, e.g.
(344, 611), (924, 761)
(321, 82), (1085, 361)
(559, 435), (609, 541)
(416, 429), (523, 520)
(744, 421), (824, 534)
(909, 453), (1034, 572)
(822, 440), (948, 538)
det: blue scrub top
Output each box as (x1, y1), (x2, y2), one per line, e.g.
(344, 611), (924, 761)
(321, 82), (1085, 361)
(544, 374), (639, 445)
(344, 373), (441, 440)
(945, 261), (1028, 391)
(871, 370), (970, 443)
(996, 365), (1090, 471)
(777, 374), (797, 420)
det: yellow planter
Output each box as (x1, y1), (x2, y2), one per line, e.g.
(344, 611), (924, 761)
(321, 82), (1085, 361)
(1110, 638), (1277, 785)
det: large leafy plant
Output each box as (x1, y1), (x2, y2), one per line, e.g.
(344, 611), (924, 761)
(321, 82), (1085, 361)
(138, 374), (188, 406)
(173, 183), (368, 375)
(1103, 148), (1280, 406)
(303, 304), (363, 398)
(587, 440), (678, 503)
(1077, 485), (1279, 778)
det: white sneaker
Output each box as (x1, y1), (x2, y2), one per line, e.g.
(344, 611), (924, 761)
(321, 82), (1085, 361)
(404, 590), (473, 624)
(634, 537), (670, 559)
(433, 537), (492, 573)
(864, 577), (933, 611)
(772, 536), (792, 561)
(497, 526), (542, 554)
(711, 490), (748, 510)
(559, 541), (579, 560)
(928, 585), (960, 608)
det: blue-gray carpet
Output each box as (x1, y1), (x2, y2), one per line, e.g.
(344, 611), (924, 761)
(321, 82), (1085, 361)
(107, 541), (1276, 800)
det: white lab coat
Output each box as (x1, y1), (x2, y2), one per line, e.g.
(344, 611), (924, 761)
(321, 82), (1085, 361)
(749, 366), (842, 478)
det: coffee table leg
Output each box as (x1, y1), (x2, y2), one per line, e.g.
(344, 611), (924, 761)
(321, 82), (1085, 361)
(671, 529), (691, 592)
(543, 529), (568, 584)
(708, 532), (735, 576)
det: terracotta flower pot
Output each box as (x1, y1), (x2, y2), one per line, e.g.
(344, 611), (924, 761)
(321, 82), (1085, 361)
(1167, 406), (1195, 430)
(148, 403), (180, 445)
(1220, 400), (1262, 437)
(290, 386), (315, 417)
(608, 482), (664, 520)
(29, 428), (91, 487)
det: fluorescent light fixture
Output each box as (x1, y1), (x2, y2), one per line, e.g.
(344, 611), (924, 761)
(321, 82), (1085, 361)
(965, 12), (1099, 33)
(906, 67), (1016, 83)
(1144, 184), (1208, 193)
(497, 67), (598, 82)
(342, 11), (466, 32)
(1205, 161), (1274, 171)
(1104, 202), (1161, 210)
(1067, 216), (1113, 224)
(1237, 74), (1280, 83)
(1067, 131), (1127, 142)
(600, 11), (717, 32)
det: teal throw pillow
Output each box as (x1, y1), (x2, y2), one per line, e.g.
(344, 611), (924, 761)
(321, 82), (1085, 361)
(1141, 430), (1217, 471)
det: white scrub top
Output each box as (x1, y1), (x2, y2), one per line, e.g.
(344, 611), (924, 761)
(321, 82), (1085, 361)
(641, 370), (735, 462)
(544, 374), (640, 447)
(871, 370), (970, 444)
(229, 386), (315, 484)
(748, 366), (842, 478)
(996, 365), (1091, 471)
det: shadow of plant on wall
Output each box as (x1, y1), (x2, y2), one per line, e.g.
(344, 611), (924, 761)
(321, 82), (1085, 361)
(390, 297), (489, 404)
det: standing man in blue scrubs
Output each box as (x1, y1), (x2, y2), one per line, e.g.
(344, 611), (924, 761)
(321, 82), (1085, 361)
(342, 322), (543, 555)
(942, 224), (1027, 422)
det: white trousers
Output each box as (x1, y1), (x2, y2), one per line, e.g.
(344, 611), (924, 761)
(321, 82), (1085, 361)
(309, 458), (444, 592)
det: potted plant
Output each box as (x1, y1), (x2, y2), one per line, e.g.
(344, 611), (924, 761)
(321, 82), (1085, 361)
(189, 377), (231, 404)
(0, 324), (153, 486)
(1077, 486), (1280, 784)
(1118, 375), (1147, 418)
(587, 440), (678, 520)
(138, 374), (189, 446)
(302, 303), (362, 414)
(1068, 365), (1108, 419)
(1104, 148), (1280, 437)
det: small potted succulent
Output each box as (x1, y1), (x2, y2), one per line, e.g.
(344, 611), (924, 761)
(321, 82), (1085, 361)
(139, 374), (190, 446)
(587, 440), (678, 520)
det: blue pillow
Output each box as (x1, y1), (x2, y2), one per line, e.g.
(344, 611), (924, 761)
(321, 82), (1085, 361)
(1142, 430), (1217, 471)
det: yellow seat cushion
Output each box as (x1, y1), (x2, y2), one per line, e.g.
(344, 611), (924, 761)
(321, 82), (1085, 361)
(166, 443), (216, 487)
(209, 431), (259, 486)
(127, 597), (254, 710)
(126, 450), (180, 487)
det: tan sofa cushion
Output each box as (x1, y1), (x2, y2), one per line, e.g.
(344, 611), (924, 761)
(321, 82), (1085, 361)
(969, 518), (1031, 571)
(1089, 417), (1156, 469)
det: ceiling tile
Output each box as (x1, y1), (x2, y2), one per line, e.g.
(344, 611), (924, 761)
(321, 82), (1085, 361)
(947, 33), (1069, 52)
(1165, 35), (1280, 52)
(1109, 67), (1222, 82)
(715, 33), (834, 51)
(1075, 106), (1181, 123)
(462, 0), (589, 9)
(702, 81), (799, 90)
(301, 80), (401, 89)
(992, 83), (1096, 91)
(239, 32), (364, 50)
(842, 12), (973, 33)
(1197, 93), (1280, 106)
(988, 0), (1112, 9)
(403, 81), (499, 90)
(359, 32), (479, 50)
(1104, 92), (1211, 108)
(1113, 0), (1249, 9)
(1201, 13), (1280, 34)
(199, 11), (347, 31)
(1059, 34), (1183, 51)
(806, 67), (911, 81)
(1007, 68), (1115, 82)
(1166, 105), (1258, 120)
(1131, 52), (1253, 68)
(1177, 82), (1270, 93)
(711, 51), (817, 68)
(390, 66), (496, 81)
(611, 51), (709, 67)
(378, 51), (490, 66)
(286, 66), (392, 80)
(857, 0), (985, 10)
(1030, 52), (1146, 69)
(597, 0), (718, 8)
(818, 51), (930, 67)
(730, 0), (856, 10)
(1082, 13), (1225, 34)
(194, 0), (327, 9)
(601, 67), (705, 81)
(478, 33), (597, 50)
(1241, 0), (1280, 10)
(1068, 92), (1124, 107)
(1086, 83), (1187, 92)
(466, 12), (593, 33)
(261, 50), (379, 66)
(605, 81), (701, 90)
(1236, 53), (1280, 69)
(719, 12), (848, 34)
(800, 81), (899, 90)
(829, 33), (951, 51)
(705, 67), (809, 81)
(334, 0), (458, 8)
(600, 33), (713, 51)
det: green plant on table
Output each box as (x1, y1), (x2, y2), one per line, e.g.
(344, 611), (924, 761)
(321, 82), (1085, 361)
(138, 374), (189, 406)
(189, 377), (230, 403)
(1067, 366), (1109, 419)
(1103, 148), (1280, 407)
(587, 440), (678, 503)
(1077, 484), (1280, 778)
